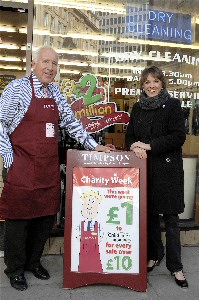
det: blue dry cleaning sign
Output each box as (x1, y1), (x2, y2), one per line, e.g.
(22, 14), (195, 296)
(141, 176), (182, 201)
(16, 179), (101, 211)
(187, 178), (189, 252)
(126, 8), (192, 44)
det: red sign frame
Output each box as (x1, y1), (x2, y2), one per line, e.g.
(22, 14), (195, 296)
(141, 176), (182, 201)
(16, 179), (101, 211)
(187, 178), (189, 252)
(63, 150), (147, 292)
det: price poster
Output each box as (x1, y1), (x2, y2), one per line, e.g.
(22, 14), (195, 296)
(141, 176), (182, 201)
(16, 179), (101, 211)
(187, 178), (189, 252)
(64, 150), (147, 292)
(71, 167), (139, 274)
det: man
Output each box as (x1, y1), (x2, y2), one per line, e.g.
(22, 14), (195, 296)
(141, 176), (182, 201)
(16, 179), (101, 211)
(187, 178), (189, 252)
(78, 190), (103, 273)
(0, 46), (114, 291)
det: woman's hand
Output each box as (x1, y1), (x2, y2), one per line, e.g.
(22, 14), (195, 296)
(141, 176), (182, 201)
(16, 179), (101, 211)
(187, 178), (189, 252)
(130, 141), (151, 151)
(130, 146), (147, 159)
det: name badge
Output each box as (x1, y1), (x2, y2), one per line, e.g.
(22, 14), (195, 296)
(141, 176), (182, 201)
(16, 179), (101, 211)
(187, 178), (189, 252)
(46, 123), (55, 137)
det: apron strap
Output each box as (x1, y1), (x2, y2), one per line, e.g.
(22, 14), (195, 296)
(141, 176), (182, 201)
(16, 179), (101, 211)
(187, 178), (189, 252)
(29, 74), (36, 98)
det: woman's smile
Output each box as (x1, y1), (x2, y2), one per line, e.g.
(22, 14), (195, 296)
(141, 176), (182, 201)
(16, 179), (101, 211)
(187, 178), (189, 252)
(142, 74), (163, 97)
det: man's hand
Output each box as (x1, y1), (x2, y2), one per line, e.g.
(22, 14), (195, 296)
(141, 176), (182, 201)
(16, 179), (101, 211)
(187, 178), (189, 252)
(95, 144), (115, 153)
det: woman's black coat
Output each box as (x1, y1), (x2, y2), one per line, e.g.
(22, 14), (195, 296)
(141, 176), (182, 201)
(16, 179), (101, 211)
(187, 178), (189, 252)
(125, 97), (186, 214)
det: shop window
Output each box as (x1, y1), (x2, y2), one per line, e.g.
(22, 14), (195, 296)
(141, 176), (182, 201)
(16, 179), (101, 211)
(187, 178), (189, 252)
(50, 16), (55, 32)
(143, 14), (146, 21)
(134, 15), (138, 22)
(43, 35), (48, 45)
(128, 46), (133, 52)
(139, 15), (143, 22)
(50, 37), (54, 47)
(44, 12), (48, 27)
(58, 21), (62, 34)
(63, 25), (67, 34)
(58, 41), (61, 49)
(85, 41), (88, 50)
(10, 0), (196, 233)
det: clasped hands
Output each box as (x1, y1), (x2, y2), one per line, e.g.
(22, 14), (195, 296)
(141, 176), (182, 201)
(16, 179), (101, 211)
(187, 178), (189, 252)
(95, 144), (115, 153)
(130, 141), (151, 159)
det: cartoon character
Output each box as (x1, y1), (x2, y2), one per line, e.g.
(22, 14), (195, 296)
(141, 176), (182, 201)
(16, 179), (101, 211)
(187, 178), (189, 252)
(78, 190), (103, 273)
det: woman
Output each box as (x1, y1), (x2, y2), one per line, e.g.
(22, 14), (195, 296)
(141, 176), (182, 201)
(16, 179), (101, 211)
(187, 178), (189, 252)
(125, 66), (188, 288)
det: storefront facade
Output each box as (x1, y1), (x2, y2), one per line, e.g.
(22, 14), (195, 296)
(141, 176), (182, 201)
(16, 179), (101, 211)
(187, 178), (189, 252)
(0, 0), (199, 230)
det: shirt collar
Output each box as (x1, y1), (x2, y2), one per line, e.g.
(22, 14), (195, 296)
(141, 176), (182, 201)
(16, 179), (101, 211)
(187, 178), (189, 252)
(31, 72), (54, 92)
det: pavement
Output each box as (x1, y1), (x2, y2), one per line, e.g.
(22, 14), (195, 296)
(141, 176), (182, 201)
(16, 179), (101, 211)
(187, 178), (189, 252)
(0, 246), (199, 300)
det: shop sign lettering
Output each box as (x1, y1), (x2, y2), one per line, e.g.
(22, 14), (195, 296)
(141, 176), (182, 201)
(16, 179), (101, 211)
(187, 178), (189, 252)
(126, 8), (192, 44)
(81, 153), (131, 166)
(114, 88), (198, 105)
(114, 51), (199, 67)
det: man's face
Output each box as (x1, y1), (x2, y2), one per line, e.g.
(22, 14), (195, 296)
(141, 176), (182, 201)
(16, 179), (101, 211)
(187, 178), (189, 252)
(81, 196), (100, 221)
(32, 48), (58, 85)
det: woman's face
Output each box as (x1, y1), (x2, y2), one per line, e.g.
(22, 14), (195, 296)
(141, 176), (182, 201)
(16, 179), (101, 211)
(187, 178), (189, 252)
(142, 73), (163, 97)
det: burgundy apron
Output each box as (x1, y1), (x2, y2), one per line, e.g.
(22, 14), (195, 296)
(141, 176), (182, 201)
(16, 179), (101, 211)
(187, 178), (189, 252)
(0, 76), (60, 219)
(78, 221), (103, 273)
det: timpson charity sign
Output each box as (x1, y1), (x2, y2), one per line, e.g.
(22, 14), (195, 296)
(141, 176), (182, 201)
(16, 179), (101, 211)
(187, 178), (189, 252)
(71, 167), (140, 274)
(63, 150), (147, 291)
(60, 74), (130, 133)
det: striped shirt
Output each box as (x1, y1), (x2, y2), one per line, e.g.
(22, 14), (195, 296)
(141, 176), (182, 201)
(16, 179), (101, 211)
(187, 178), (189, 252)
(0, 73), (98, 168)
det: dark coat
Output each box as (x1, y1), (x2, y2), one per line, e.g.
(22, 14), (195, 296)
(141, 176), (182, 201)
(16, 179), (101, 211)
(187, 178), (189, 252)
(125, 97), (186, 214)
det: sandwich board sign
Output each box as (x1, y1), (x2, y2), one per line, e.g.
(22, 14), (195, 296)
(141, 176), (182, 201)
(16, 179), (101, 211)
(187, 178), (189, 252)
(63, 150), (147, 292)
